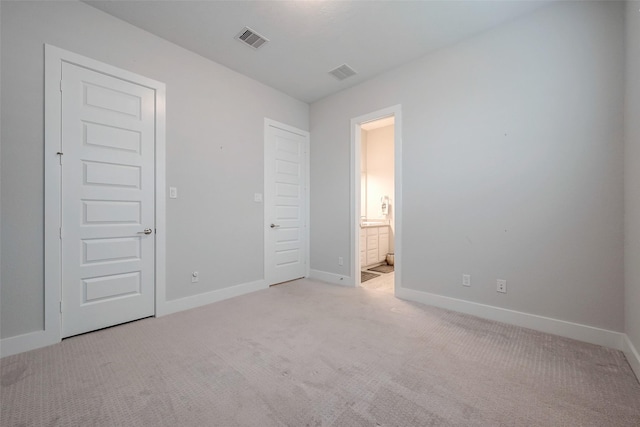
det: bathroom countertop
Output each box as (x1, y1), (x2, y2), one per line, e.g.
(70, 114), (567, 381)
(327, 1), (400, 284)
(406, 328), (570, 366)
(360, 222), (390, 228)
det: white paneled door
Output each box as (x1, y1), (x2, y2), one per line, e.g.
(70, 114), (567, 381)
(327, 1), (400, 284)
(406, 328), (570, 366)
(61, 62), (156, 338)
(265, 121), (309, 286)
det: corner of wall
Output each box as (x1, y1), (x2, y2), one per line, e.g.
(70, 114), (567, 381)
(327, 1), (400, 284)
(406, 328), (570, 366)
(625, 0), (640, 375)
(623, 334), (640, 381)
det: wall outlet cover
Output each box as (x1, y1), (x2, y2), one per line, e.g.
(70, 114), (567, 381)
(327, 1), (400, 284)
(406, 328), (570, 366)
(462, 274), (471, 287)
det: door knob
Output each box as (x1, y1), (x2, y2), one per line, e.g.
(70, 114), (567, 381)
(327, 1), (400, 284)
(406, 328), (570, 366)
(270, 224), (280, 228)
(139, 228), (153, 235)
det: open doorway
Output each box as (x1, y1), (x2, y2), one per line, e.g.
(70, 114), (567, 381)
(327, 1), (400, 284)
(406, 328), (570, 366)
(351, 106), (402, 294)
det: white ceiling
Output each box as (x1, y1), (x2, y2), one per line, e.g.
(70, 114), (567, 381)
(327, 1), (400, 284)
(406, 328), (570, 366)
(85, 0), (550, 104)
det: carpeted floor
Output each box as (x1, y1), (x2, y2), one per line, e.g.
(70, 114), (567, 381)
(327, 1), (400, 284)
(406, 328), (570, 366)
(2, 278), (639, 426)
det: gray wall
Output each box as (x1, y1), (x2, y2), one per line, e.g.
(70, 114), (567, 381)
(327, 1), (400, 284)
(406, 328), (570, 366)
(310, 1), (626, 331)
(0, 1), (308, 339)
(625, 1), (640, 352)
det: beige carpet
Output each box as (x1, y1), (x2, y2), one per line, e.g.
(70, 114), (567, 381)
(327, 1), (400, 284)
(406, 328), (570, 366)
(2, 278), (639, 426)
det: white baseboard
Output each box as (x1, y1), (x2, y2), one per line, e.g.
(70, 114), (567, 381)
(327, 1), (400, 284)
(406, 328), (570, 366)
(623, 335), (640, 380)
(395, 287), (624, 351)
(157, 279), (268, 317)
(309, 269), (353, 287)
(1, 329), (59, 358)
(2, 279), (268, 358)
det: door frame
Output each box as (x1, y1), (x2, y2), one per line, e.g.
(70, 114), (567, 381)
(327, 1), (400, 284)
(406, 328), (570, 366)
(351, 105), (402, 290)
(44, 45), (166, 343)
(263, 118), (310, 286)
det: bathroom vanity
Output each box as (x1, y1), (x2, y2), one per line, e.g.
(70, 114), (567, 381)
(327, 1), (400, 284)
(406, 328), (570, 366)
(360, 224), (390, 267)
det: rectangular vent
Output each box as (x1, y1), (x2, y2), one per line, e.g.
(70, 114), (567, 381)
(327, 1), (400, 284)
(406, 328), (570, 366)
(329, 64), (357, 81)
(235, 27), (269, 49)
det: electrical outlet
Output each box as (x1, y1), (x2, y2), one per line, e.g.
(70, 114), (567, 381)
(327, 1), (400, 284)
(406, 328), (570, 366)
(338, 257), (344, 266)
(191, 271), (199, 283)
(462, 274), (471, 287)
(169, 187), (178, 199)
(497, 279), (507, 293)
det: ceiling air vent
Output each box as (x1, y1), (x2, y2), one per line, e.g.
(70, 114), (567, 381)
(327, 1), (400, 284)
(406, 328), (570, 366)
(329, 64), (357, 81)
(235, 27), (269, 49)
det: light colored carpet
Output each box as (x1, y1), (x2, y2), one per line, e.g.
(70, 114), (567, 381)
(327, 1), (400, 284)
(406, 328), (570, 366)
(1, 278), (639, 426)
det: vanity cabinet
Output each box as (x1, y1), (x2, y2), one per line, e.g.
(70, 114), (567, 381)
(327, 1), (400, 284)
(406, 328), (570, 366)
(360, 225), (389, 267)
(378, 228), (389, 263)
(360, 231), (367, 267)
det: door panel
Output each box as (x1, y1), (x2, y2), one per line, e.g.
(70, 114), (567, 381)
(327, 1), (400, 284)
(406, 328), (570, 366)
(83, 161), (141, 188)
(84, 122), (142, 152)
(61, 62), (155, 338)
(82, 237), (140, 264)
(265, 123), (309, 285)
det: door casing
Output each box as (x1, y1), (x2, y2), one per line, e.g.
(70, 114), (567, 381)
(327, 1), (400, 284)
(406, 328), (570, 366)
(351, 105), (403, 290)
(45, 45), (167, 343)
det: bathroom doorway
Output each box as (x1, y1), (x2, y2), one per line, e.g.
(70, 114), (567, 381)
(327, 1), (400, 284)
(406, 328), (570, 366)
(351, 106), (402, 294)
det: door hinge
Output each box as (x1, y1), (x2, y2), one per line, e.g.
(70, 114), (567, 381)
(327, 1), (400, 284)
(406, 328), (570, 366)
(59, 301), (63, 313)
(56, 152), (63, 165)
(60, 80), (63, 92)
(59, 227), (62, 239)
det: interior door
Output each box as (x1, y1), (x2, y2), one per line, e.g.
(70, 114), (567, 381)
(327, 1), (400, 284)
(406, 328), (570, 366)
(264, 121), (309, 285)
(61, 62), (156, 338)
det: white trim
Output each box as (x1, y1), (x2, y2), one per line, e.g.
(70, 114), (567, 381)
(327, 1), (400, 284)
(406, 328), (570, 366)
(154, 74), (168, 318)
(305, 130), (311, 280)
(395, 287), (625, 350)
(160, 280), (268, 316)
(623, 335), (640, 380)
(309, 269), (353, 286)
(1, 331), (56, 358)
(350, 106), (402, 289)
(43, 45), (64, 350)
(17, 44), (168, 357)
(350, 118), (361, 288)
(263, 118), (310, 286)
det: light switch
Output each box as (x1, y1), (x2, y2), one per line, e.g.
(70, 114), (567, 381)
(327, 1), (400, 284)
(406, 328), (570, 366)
(254, 193), (263, 203)
(169, 187), (178, 199)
